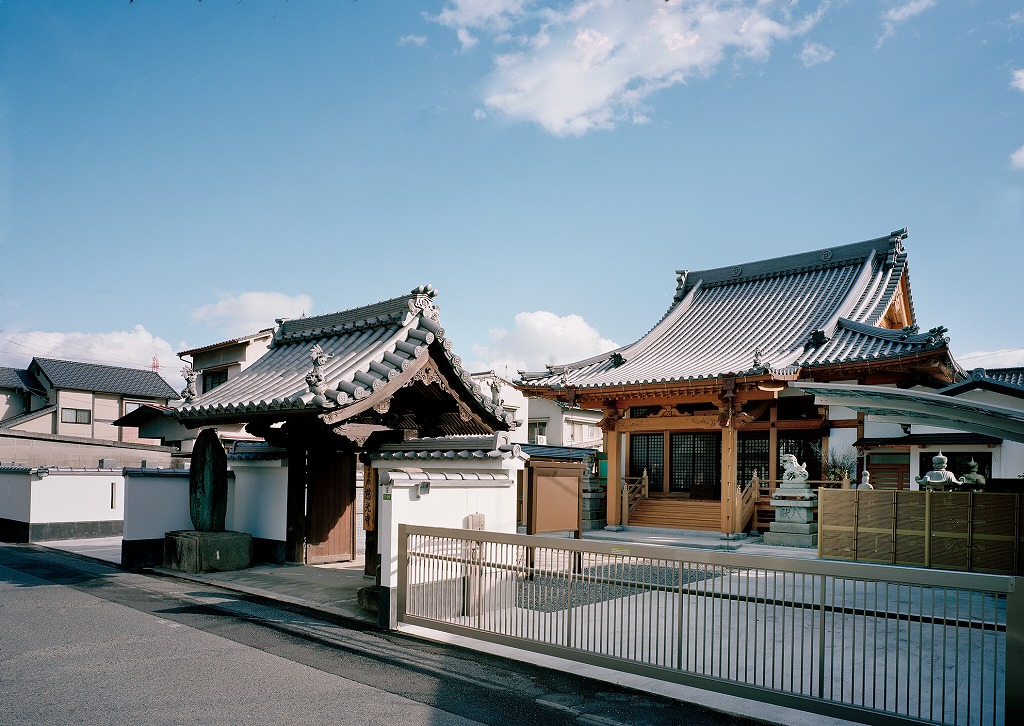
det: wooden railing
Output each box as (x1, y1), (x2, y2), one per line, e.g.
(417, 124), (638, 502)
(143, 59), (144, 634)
(731, 474), (758, 535)
(620, 469), (649, 526)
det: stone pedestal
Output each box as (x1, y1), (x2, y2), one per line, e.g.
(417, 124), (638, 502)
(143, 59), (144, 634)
(163, 530), (252, 573)
(764, 482), (818, 548)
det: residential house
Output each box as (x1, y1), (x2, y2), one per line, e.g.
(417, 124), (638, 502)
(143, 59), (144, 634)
(0, 358), (179, 468)
(115, 328), (274, 460)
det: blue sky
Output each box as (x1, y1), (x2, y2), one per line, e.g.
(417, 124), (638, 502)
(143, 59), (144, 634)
(1, 1), (1023, 390)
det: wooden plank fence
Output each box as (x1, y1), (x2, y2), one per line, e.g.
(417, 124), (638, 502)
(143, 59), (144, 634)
(819, 489), (1024, 575)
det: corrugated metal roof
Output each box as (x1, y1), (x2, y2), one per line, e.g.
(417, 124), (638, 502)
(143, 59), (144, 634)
(33, 358), (179, 400)
(175, 286), (514, 429)
(519, 230), (937, 390)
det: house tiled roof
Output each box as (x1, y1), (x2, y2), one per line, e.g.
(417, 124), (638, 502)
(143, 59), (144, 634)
(0, 367), (44, 395)
(178, 328), (274, 357)
(519, 230), (944, 390)
(33, 358), (179, 400)
(0, 404), (56, 429)
(175, 286), (515, 429)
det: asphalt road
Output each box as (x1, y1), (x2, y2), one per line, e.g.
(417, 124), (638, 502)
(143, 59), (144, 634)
(0, 544), (763, 726)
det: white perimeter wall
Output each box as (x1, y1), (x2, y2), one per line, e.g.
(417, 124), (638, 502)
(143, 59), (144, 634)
(0, 470), (122, 524)
(123, 471), (193, 541)
(0, 471), (32, 521)
(229, 460), (287, 541)
(31, 471), (123, 523)
(374, 461), (523, 593)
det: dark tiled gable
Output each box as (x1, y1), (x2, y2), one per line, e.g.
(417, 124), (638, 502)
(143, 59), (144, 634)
(0, 367), (42, 393)
(33, 358), (178, 399)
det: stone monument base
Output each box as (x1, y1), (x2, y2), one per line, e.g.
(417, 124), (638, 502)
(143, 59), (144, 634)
(764, 530), (818, 547)
(163, 530), (253, 574)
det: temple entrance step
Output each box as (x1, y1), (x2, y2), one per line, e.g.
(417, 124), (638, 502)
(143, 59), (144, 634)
(627, 499), (720, 531)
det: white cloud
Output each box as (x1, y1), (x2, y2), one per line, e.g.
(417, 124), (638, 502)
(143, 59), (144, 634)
(468, 310), (619, 375)
(190, 291), (313, 338)
(0, 325), (181, 390)
(957, 347), (1024, 370)
(800, 41), (835, 67)
(1012, 144), (1024, 171)
(398, 34), (428, 47)
(1012, 69), (1024, 92)
(433, 1), (829, 136)
(876, 0), (937, 48)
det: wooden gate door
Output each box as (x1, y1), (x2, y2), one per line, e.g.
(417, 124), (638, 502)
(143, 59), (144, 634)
(305, 450), (355, 564)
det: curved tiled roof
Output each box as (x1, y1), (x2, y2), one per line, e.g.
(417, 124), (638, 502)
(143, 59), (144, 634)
(33, 358), (178, 399)
(175, 286), (514, 429)
(519, 230), (939, 390)
(985, 367), (1024, 389)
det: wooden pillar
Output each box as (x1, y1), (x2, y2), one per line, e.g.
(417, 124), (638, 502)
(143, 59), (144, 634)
(285, 443), (307, 564)
(606, 427), (621, 527)
(768, 404), (779, 487)
(363, 463), (378, 578)
(720, 424), (738, 533)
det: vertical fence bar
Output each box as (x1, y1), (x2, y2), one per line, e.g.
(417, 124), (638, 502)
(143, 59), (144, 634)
(1005, 578), (1023, 725)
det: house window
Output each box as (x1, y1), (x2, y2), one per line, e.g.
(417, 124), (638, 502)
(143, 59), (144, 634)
(124, 401), (142, 415)
(670, 432), (721, 499)
(629, 432), (664, 489)
(203, 369), (229, 393)
(528, 421), (547, 444)
(61, 408), (91, 424)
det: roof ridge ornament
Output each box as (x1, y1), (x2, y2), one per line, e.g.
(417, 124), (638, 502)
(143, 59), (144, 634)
(180, 366), (198, 402)
(305, 344), (332, 394)
(411, 284), (438, 298)
(804, 329), (829, 350)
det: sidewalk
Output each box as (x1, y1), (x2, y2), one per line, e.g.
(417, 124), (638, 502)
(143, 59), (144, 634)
(38, 530), (852, 726)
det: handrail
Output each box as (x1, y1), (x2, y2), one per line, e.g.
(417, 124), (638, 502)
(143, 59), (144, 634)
(620, 469), (648, 526)
(732, 474), (758, 534)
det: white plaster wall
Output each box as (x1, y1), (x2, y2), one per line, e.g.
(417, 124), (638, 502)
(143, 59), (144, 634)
(862, 420), (906, 439)
(29, 471), (123, 523)
(995, 442), (1024, 479)
(0, 472), (32, 521)
(827, 405), (859, 421)
(122, 471), (192, 541)
(229, 460), (288, 541)
(374, 460), (524, 592)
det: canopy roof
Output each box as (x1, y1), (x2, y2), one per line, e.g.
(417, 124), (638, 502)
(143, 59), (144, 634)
(175, 286), (513, 436)
(519, 230), (952, 393)
(791, 381), (1024, 444)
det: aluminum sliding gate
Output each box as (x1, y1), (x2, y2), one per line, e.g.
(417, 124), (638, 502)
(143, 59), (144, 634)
(397, 524), (1023, 726)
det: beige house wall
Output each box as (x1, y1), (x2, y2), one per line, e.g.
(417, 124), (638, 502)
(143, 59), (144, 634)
(0, 392), (25, 421)
(56, 390), (94, 438)
(0, 429), (174, 468)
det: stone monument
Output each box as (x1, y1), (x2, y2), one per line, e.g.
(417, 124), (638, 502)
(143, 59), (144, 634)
(164, 428), (252, 573)
(764, 453), (818, 547)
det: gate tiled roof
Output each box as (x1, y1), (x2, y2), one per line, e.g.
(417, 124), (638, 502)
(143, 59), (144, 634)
(175, 286), (514, 429)
(519, 230), (949, 391)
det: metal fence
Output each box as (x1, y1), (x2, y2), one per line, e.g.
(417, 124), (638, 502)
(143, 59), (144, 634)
(397, 524), (1023, 726)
